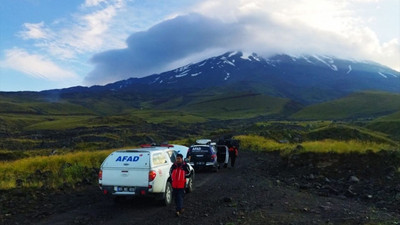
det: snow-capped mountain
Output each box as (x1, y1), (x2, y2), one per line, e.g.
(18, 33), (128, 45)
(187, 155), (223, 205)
(99, 51), (399, 104)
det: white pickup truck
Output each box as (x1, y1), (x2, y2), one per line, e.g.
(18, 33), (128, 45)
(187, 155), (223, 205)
(98, 145), (194, 205)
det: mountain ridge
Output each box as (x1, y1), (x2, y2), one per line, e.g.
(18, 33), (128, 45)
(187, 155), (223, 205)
(33, 51), (399, 105)
(1, 51), (399, 119)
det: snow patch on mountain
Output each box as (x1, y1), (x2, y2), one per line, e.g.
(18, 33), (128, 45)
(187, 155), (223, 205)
(220, 56), (235, 67)
(347, 65), (352, 74)
(175, 64), (192, 73)
(176, 72), (188, 78)
(302, 56), (315, 64)
(251, 54), (262, 62)
(224, 72), (230, 80)
(150, 76), (161, 84)
(378, 72), (388, 78)
(264, 59), (276, 67)
(228, 51), (239, 58)
(191, 72), (202, 77)
(198, 61), (207, 67)
(313, 55), (338, 71)
(240, 52), (254, 61)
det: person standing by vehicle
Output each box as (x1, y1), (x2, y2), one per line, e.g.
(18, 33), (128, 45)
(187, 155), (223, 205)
(169, 153), (190, 217)
(228, 145), (238, 167)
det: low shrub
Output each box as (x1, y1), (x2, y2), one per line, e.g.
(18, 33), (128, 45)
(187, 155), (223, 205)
(0, 150), (112, 190)
(235, 135), (398, 155)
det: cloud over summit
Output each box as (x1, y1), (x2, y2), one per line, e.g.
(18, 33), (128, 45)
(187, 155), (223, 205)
(85, 0), (399, 85)
(85, 13), (240, 85)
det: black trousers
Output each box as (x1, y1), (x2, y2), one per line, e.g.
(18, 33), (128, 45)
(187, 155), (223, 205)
(229, 151), (236, 167)
(173, 188), (185, 211)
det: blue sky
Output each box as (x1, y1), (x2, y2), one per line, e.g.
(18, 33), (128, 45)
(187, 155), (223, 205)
(0, 0), (399, 91)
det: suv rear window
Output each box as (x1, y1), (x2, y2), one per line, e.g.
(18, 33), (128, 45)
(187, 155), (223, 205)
(190, 146), (211, 153)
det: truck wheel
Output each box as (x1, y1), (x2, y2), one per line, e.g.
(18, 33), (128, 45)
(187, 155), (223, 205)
(161, 182), (173, 206)
(186, 175), (194, 193)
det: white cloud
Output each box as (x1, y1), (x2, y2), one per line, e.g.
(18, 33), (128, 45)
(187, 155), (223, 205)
(8, 0), (398, 90)
(18, 22), (52, 40)
(190, 0), (399, 70)
(16, 0), (126, 60)
(0, 48), (79, 81)
(82, 0), (108, 7)
(85, 0), (399, 85)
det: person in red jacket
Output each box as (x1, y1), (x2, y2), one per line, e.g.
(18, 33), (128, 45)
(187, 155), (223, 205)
(169, 153), (190, 216)
(228, 145), (238, 167)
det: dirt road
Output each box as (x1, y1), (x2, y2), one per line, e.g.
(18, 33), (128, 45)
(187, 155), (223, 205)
(2, 149), (400, 225)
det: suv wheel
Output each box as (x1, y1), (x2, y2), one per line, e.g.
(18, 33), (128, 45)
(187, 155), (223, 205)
(161, 182), (172, 206)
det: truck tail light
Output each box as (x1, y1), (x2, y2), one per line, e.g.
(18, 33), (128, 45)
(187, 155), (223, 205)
(98, 169), (103, 180)
(149, 170), (156, 181)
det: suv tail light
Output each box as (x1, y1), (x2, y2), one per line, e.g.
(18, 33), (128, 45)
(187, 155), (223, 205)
(211, 154), (217, 160)
(149, 170), (157, 181)
(98, 169), (103, 180)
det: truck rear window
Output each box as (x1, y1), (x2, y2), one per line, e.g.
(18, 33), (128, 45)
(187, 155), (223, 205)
(152, 152), (168, 166)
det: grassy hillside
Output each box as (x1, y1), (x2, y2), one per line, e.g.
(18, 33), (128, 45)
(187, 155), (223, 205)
(1, 90), (399, 152)
(291, 91), (400, 120)
(180, 92), (293, 119)
(245, 120), (398, 145)
(306, 123), (397, 145)
(372, 110), (400, 121)
(366, 110), (400, 140)
(0, 94), (95, 115)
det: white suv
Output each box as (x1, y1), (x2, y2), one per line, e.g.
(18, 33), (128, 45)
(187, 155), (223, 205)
(98, 145), (194, 205)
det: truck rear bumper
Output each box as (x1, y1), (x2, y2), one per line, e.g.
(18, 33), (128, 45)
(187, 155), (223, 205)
(101, 185), (149, 196)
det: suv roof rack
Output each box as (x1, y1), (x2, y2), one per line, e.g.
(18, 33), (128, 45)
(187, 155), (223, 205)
(195, 139), (212, 145)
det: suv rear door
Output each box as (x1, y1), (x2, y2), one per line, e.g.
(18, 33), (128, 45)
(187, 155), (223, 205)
(189, 146), (213, 167)
(216, 145), (229, 164)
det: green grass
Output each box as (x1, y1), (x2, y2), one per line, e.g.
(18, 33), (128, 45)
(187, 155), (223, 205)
(0, 150), (113, 189)
(255, 120), (333, 129)
(0, 97), (94, 115)
(24, 115), (96, 130)
(127, 109), (208, 124)
(291, 91), (400, 120)
(373, 110), (400, 122)
(182, 93), (290, 119)
(235, 134), (398, 156)
(307, 123), (397, 144)
(366, 120), (400, 140)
